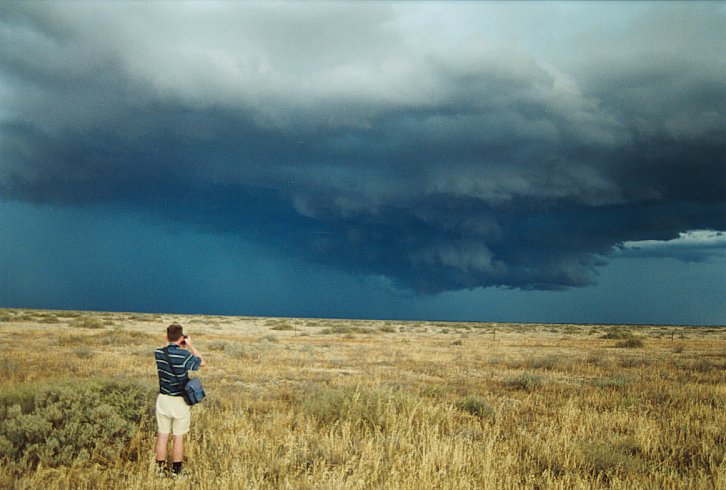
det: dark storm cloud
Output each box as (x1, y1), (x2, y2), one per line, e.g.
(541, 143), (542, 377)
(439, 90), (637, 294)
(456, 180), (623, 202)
(1, 2), (724, 293)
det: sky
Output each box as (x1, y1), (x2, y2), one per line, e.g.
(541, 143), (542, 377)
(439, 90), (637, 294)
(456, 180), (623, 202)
(0, 1), (724, 325)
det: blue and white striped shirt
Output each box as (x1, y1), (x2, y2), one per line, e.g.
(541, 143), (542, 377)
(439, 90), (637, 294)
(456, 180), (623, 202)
(155, 344), (202, 396)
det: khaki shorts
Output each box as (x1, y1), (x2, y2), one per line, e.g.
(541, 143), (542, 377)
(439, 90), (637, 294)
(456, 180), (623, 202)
(156, 394), (191, 435)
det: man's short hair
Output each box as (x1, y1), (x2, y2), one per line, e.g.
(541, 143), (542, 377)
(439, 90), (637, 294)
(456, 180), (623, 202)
(167, 324), (184, 341)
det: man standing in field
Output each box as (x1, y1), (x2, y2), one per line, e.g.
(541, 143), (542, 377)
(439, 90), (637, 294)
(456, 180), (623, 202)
(154, 323), (205, 476)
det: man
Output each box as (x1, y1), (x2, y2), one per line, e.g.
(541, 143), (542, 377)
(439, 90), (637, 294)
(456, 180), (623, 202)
(154, 323), (205, 475)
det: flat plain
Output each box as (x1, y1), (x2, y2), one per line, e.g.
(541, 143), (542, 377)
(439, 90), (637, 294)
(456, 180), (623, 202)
(0, 308), (724, 489)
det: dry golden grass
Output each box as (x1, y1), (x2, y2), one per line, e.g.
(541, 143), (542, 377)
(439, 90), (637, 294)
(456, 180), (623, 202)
(1, 308), (724, 489)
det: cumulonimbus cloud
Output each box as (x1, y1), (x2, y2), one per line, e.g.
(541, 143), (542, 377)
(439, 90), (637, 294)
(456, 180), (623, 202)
(1, 2), (724, 293)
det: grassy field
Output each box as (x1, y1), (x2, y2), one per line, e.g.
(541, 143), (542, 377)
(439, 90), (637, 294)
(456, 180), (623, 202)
(0, 308), (724, 489)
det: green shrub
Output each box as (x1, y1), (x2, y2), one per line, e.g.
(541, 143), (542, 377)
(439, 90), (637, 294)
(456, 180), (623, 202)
(456, 395), (495, 419)
(693, 359), (714, 372)
(207, 340), (229, 351)
(503, 373), (544, 391)
(304, 388), (349, 425)
(601, 329), (635, 340)
(420, 385), (446, 399)
(618, 356), (648, 367)
(1, 358), (23, 379)
(586, 353), (613, 369)
(581, 439), (641, 481)
(592, 376), (632, 389)
(300, 344), (315, 355)
(319, 325), (369, 335)
(39, 315), (61, 324)
(304, 387), (415, 432)
(228, 343), (264, 360)
(70, 317), (105, 329)
(95, 378), (155, 424)
(99, 328), (155, 345)
(270, 324), (295, 331)
(0, 379), (155, 468)
(74, 346), (94, 359)
(57, 329), (154, 347)
(615, 338), (644, 349)
(227, 343), (248, 359)
(378, 326), (396, 333)
(127, 314), (152, 321)
(528, 355), (560, 370)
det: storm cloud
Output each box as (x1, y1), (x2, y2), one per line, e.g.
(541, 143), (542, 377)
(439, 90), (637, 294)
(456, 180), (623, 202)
(1, 2), (724, 293)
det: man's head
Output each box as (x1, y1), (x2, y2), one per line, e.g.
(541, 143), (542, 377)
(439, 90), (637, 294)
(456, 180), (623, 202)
(167, 323), (184, 342)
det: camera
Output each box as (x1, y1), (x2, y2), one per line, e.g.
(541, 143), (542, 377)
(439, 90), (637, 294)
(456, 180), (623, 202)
(181, 335), (188, 345)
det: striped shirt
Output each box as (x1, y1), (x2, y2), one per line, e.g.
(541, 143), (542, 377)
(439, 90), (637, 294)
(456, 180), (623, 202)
(155, 344), (202, 396)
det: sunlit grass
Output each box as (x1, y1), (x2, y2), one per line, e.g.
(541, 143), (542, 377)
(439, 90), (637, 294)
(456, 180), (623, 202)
(0, 309), (724, 488)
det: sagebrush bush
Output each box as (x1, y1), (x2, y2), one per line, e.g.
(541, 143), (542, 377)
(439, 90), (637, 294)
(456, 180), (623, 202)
(260, 334), (279, 343)
(503, 373), (544, 391)
(693, 359), (714, 372)
(528, 355), (560, 370)
(592, 376), (632, 389)
(126, 315), (154, 322)
(74, 346), (94, 359)
(270, 324), (295, 331)
(39, 315), (61, 324)
(456, 395), (495, 419)
(420, 385), (446, 399)
(618, 356), (648, 367)
(70, 317), (105, 329)
(601, 330), (635, 340)
(304, 387), (416, 432)
(207, 340), (229, 351)
(57, 329), (154, 347)
(319, 325), (369, 335)
(228, 342), (265, 360)
(615, 338), (644, 349)
(58, 311), (82, 318)
(581, 439), (641, 481)
(101, 328), (155, 345)
(0, 378), (155, 468)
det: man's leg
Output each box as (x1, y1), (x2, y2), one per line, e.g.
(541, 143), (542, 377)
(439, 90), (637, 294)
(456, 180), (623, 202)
(155, 433), (170, 462)
(156, 394), (172, 466)
(172, 434), (184, 462)
(171, 435), (184, 474)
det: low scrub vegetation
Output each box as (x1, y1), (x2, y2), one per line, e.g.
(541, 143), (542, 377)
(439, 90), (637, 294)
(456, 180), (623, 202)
(503, 372), (545, 391)
(70, 316), (106, 329)
(0, 378), (155, 470)
(615, 337), (645, 349)
(0, 309), (724, 489)
(601, 329), (635, 340)
(456, 395), (495, 419)
(319, 324), (370, 335)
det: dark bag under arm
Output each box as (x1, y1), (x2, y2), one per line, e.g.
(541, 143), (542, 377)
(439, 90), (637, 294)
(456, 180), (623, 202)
(162, 346), (205, 406)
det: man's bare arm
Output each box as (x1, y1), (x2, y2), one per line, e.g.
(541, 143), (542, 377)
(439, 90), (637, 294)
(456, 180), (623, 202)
(183, 336), (206, 367)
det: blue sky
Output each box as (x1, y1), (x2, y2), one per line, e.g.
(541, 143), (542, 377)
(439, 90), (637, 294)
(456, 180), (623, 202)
(1, 2), (724, 325)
